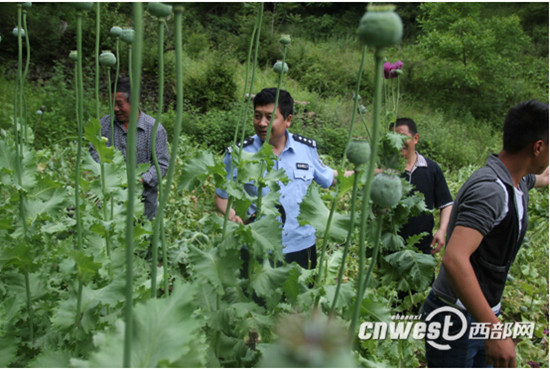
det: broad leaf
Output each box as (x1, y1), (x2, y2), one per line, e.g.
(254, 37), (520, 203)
(188, 246), (240, 294)
(0, 335), (18, 367)
(297, 185), (351, 243)
(84, 118), (115, 164)
(382, 249), (436, 291)
(79, 281), (207, 367)
(28, 349), (71, 368)
(178, 150), (226, 192)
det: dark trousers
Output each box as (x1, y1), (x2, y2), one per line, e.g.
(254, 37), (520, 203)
(240, 244), (317, 278)
(421, 290), (492, 368)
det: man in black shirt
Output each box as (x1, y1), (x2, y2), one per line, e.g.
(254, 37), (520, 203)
(391, 118), (453, 255)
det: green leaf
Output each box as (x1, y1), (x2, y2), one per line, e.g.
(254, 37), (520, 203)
(250, 261), (293, 298)
(81, 281), (207, 367)
(28, 349), (71, 368)
(24, 184), (67, 225)
(360, 290), (392, 323)
(188, 246), (240, 294)
(322, 282), (356, 311)
(282, 265), (302, 304)
(378, 132), (406, 170)
(178, 150), (226, 192)
(247, 214), (283, 261)
(0, 243), (37, 272)
(69, 250), (101, 283)
(85, 118), (115, 163)
(382, 249), (436, 291)
(52, 279), (125, 332)
(0, 335), (19, 367)
(297, 185), (351, 243)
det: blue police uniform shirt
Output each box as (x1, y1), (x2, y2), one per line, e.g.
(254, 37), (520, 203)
(216, 130), (334, 254)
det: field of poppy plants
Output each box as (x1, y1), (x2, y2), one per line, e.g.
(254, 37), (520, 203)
(0, 2), (548, 368)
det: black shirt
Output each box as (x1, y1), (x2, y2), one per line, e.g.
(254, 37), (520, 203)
(399, 153), (453, 254)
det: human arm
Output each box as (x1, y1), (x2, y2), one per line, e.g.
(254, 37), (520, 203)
(331, 170), (355, 186)
(142, 125), (170, 187)
(430, 204), (452, 254)
(215, 194), (244, 224)
(442, 226), (516, 367)
(534, 166), (549, 187)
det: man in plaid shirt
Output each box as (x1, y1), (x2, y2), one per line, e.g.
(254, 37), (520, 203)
(90, 77), (169, 220)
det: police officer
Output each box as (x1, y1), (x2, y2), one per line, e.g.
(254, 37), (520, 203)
(215, 88), (347, 269)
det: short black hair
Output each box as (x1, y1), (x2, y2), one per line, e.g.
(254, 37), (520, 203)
(113, 77), (131, 102)
(253, 88), (294, 119)
(390, 117), (418, 136)
(503, 100), (549, 154)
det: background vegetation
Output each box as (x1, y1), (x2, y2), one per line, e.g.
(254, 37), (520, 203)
(0, 2), (548, 168)
(0, 2), (547, 368)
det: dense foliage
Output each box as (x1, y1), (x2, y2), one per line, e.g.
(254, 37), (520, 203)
(0, 2), (547, 368)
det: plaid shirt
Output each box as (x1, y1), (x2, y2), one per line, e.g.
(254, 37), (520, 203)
(90, 112), (169, 219)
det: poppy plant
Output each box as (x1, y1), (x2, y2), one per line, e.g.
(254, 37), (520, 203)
(384, 60), (403, 79)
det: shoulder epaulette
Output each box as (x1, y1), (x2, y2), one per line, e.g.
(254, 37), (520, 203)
(227, 137), (255, 153)
(293, 134), (317, 148)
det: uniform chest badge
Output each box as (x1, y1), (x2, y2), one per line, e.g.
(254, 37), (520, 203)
(296, 163), (309, 170)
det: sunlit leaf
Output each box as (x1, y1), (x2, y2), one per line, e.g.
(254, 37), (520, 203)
(188, 246), (240, 294)
(80, 281), (207, 367)
(382, 249), (436, 291)
(298, 185), (351, 243)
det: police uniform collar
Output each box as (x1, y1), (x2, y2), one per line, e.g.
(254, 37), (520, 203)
(283, 130), (294, 152)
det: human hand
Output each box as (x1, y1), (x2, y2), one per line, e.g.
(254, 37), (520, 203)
(229, 213), (244, 224)
(430, 229), (445, 254)
(485, 337), (516, 368)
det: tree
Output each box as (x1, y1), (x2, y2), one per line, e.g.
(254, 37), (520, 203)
(415, 3), (536, 120)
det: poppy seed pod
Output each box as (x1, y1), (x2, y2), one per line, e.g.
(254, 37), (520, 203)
(119, 28), (135, 44)
(99, 51), (117, 67)
(12, 27), (25, 38)
(69, 50), (78, 61)
(71, 2), (94, 11)
(346, 140), (371, 167)
(279, 34), (291, 45)
(370, 173), (403, 208)
(110, 26), (122, 37)
(273, 61), (289, 74)
(147, 2), (172, 18)
(357, 5), (403, 49)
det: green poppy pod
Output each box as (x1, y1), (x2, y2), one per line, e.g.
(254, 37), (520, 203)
(273, 61), (289, 74)
(99, 51), (117, 67)
(279, 34), (291, 45)
(71, 2), (94, 11)
(110, 26), (122, 37)
(357, 5), (403, 49)
(12, 27), (25, 38)
(370, 173), (403, 208)
(69, 50), (78, 61)
(119, 28), (134, 44)
(346, 139), (371, 167)
(147, 2), (172, 18)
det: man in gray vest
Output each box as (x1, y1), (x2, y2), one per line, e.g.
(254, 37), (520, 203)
(422, 100), (548, 368)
